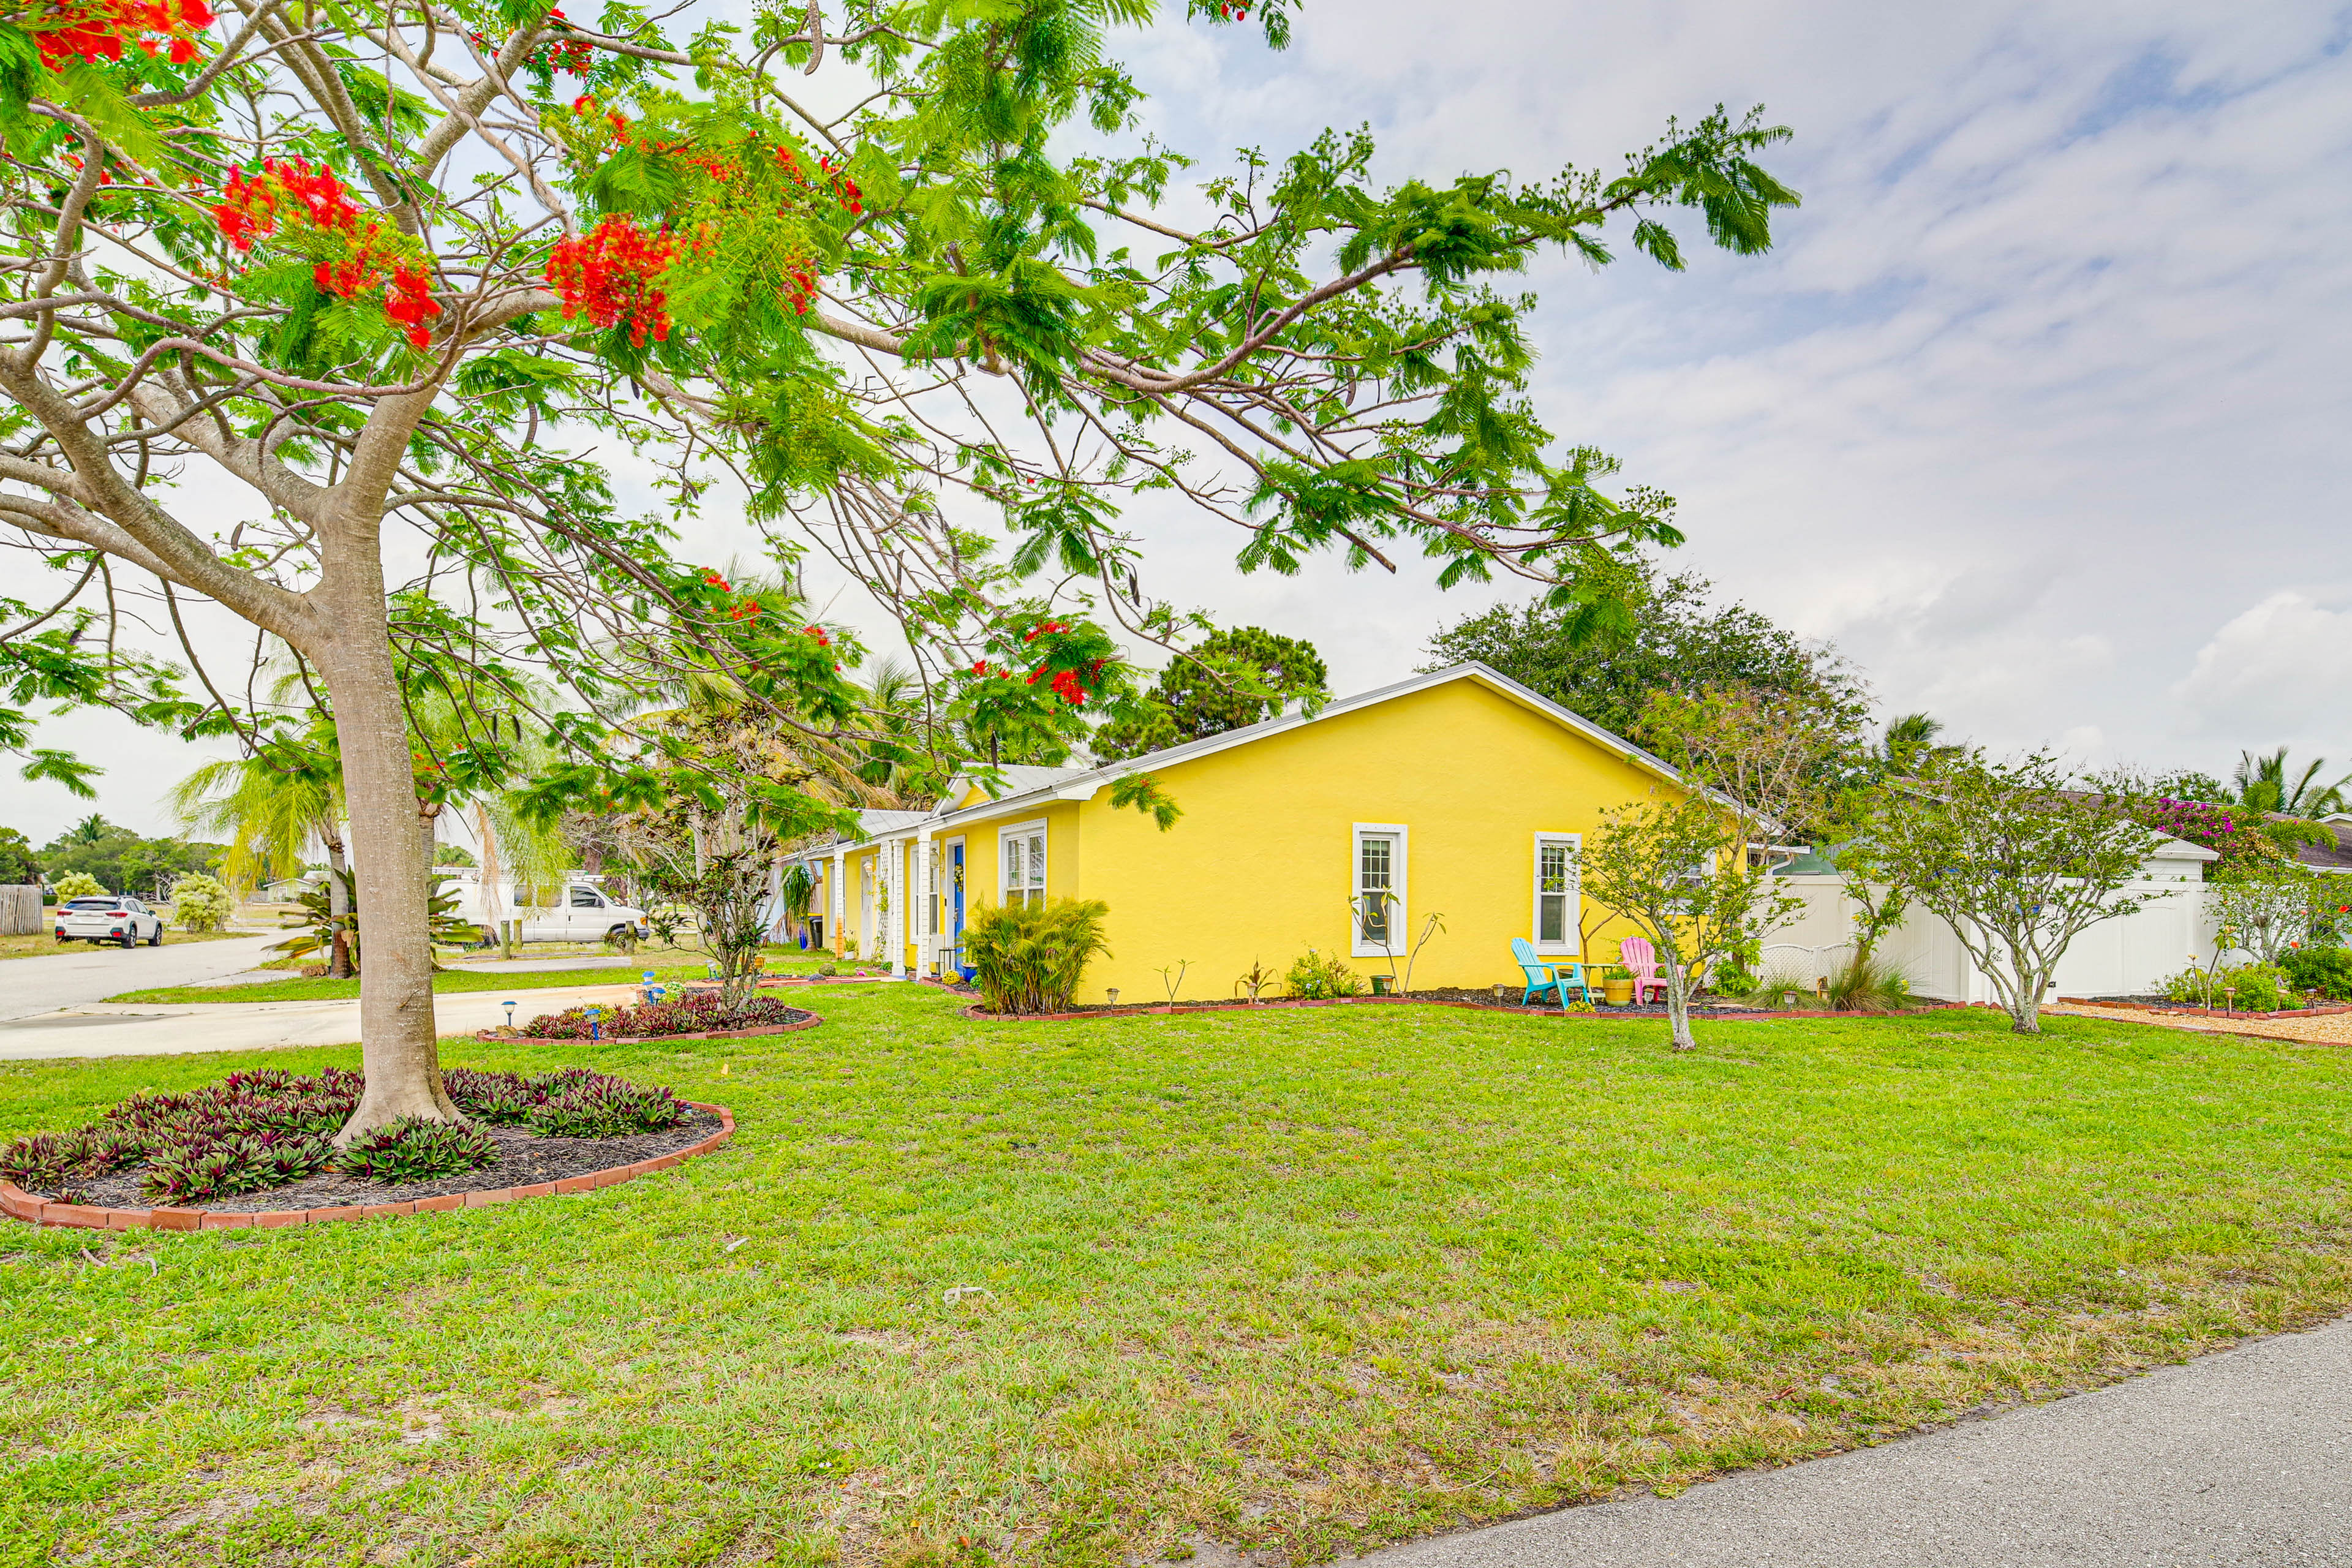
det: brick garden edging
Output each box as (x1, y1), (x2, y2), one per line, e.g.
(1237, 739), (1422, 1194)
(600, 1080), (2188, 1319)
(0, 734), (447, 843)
(2059, 996), (2352, 1023)
(952, 996), (1975, 1025)
(0, 1102), (735, 1233)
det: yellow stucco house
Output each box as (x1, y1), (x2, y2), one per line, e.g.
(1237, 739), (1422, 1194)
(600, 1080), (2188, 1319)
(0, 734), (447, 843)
(797, 662), (1691, 1000)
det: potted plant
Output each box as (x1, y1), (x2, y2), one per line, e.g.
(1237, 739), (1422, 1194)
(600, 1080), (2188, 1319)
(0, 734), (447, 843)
(1599, 965), (1636, 1006)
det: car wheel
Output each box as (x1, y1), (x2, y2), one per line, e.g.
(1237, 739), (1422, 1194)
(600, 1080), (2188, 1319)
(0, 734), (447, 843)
(120, 931), (136, 949)
(148, 924), (162, 946)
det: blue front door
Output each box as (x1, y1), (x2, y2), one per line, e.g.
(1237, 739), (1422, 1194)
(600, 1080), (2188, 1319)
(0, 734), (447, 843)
(950, 842), (966, 937)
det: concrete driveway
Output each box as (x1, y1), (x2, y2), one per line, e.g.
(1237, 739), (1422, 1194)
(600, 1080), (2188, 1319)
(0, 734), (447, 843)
(0, 932), (280, 1021)
(1349, 1316), (2352, 1568)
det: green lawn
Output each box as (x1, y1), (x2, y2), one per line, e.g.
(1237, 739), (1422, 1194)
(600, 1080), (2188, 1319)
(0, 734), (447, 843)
(107, 954), (832, 1006)
(2, 994), (2348, 1567)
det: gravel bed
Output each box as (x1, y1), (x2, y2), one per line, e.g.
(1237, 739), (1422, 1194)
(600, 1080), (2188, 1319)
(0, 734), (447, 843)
(24, 1110), (723, 1214)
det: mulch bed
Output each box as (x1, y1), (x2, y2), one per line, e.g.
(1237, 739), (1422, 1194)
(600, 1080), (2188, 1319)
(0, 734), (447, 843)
(943, 986), (1959, 1023)
(20, 1111), (723, 1215)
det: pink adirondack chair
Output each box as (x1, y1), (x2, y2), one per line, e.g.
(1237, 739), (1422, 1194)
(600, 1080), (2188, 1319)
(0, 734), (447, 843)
(1616, 937), (1671, 1003)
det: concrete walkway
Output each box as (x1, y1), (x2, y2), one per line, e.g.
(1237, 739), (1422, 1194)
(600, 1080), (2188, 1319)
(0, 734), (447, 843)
(1353, 1317), (2352, 1567)
(0, 979), (647, 1060)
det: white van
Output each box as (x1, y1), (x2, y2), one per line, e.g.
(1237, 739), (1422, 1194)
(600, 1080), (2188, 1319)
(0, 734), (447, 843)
(439, 870), (650, 946)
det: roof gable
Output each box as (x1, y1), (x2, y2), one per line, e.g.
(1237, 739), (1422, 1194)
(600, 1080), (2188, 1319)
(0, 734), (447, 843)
(924, 662), (1681, 830)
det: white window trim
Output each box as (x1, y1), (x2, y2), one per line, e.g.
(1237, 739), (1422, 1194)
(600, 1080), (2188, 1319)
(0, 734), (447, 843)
(1532, 831), (1581, 956)
(998, 818), (1048, 907)
(1351, 822), (1408, 958)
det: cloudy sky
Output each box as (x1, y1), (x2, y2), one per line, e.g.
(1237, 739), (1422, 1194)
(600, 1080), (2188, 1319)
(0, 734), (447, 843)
(1111, 0), (2352, 769)
(12, 0), (2350, 841)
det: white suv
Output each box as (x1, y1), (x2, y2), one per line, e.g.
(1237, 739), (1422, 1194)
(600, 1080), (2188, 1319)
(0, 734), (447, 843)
(54, 895), (165, 948)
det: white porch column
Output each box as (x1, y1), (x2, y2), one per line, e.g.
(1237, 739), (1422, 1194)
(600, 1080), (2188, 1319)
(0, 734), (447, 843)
(831, 846), (846, 957)
(888, 837), (908, 978)
(914, 831), (935, 976)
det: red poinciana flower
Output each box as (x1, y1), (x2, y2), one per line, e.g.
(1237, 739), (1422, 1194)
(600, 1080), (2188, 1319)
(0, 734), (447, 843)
(381, 265), (442, 349)
(215, 158), (440, 347)
(547, 216), (679, 347)
(34, 0), (211, 69)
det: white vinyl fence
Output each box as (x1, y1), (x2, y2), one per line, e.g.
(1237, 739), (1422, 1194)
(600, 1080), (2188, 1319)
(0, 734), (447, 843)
(1761, 839), (2222, 1003)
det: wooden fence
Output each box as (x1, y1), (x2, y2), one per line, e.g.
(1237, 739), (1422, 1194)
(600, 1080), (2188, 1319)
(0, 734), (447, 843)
(0, 884), (41, 937)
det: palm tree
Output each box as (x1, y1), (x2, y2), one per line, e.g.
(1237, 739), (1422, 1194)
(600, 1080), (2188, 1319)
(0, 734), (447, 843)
(170, 724), (345, 892)
(2232, 748), (2350, 818)
(1881, 712), (1959, 774)
(171, 717), (356, 973)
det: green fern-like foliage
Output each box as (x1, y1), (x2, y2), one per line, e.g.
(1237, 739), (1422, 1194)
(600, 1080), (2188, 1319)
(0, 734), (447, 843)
(965, 897), (1111, 1014)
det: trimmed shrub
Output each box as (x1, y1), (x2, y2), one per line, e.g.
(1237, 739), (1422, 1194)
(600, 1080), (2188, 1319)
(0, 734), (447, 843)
(2162, 962), (2291, 1011)
(336, 1118), (497, 1183)
(1708, 960), (1757, 998)
(1284, 948), (1363, 1000)
(2282, 946), (2352, 1002)
(50, 871), (103, 902)
(169, 872), (234, 933)
(965, 897), (1112, 1015)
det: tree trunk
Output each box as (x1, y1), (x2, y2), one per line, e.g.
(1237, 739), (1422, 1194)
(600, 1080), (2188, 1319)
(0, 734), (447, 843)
(1663, 954), (1697, 1052)
(308, 597), (459, 1140)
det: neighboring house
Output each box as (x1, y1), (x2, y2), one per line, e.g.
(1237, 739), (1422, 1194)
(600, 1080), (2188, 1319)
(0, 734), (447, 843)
(797, 663), (1691, 999)
(2298, 813), (2352, 874)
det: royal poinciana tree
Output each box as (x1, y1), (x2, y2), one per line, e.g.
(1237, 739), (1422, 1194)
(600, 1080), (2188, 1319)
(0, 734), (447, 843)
(0, 0), (1796, 1137)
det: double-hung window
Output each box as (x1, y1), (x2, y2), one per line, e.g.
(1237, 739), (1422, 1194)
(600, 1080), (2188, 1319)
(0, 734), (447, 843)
(1351, 823), (1407, 956)
(1532, 832), (1581, 954)
(1000, 820), (1047, 909)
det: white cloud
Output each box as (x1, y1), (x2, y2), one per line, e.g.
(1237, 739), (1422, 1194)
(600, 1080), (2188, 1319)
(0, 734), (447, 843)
(1113, 0), (2352, 775)
(2171, 590), (2352, 742)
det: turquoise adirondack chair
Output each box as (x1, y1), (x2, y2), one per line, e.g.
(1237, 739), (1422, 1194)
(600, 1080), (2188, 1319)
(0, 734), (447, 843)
(1512, 937), (1593, 1008)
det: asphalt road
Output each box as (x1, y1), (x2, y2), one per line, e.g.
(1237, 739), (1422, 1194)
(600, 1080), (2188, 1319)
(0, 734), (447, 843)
(0, 931), (279, 1021)
(1351, 1316), (2352, 1568)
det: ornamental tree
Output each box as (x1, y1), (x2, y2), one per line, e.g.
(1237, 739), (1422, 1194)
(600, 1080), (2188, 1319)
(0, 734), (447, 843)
(0, 0), (1797, 1137)
(1856, 753), (2157, 1034)
(2206, 861), (2325, 967)
(1579, 790), (1802, 1052)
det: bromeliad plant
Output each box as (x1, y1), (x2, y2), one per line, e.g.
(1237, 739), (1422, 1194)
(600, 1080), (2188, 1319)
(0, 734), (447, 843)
(0, 1065), (692, 1202)
(442, 1067), (690, 1137)
(510, 992), (807, 1042)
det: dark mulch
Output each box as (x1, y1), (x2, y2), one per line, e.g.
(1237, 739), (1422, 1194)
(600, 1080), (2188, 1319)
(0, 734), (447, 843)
(952, 986), (1771, 1019)
(26, 1111), (723, 1215)
(1406, 986), (1768, 1017)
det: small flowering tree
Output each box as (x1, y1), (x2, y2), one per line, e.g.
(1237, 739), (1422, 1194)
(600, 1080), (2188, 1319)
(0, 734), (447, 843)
(0, 0), (1796, 1136)
(1580, 791), (1803, 1051)
(2206, 862), (2324, 966)
(1860, 753), (2157, 1034)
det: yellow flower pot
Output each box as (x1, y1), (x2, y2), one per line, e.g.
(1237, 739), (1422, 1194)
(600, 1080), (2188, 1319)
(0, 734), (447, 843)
(1602, 979), (1635, 1006)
